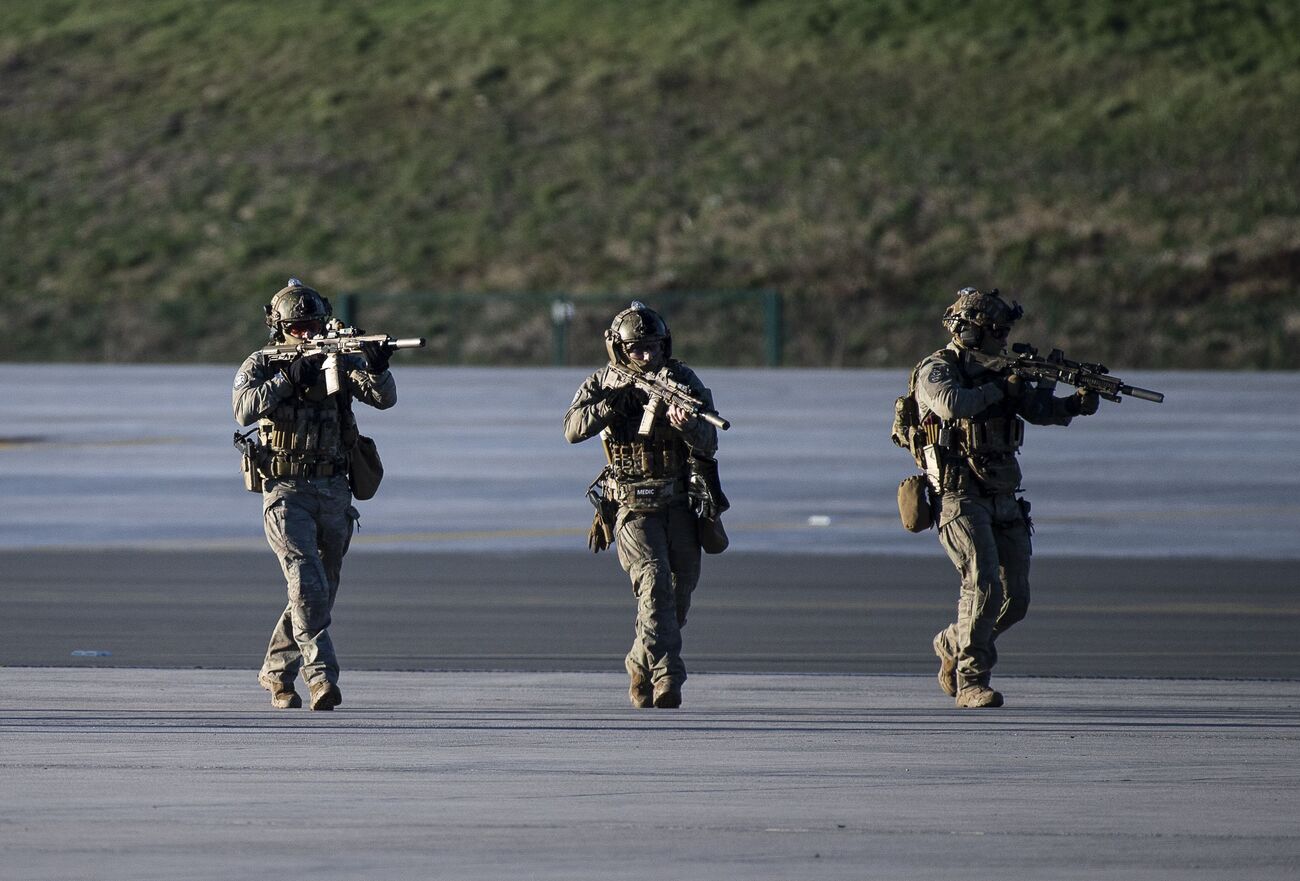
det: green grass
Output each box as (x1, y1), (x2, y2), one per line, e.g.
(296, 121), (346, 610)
(2, 0), (1298, 366)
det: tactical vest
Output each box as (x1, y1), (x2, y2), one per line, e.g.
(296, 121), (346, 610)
(258, 384), (357, 479)
(900, 348), (1025, 494)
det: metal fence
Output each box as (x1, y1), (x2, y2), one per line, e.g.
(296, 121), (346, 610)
(337, 290), (784, 367)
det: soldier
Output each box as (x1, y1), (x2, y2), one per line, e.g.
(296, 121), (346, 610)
(914, 287), (1099, 708)
(232, 279), (397, 710)
(564, 303), (719, 709)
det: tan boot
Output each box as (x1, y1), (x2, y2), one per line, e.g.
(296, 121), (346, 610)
(628, 671), (652, 709)
(932, 634), (957, 698)
(955, 685), (1004, 708)
(652, 681), (682, 709)
(258, 674), (302, 709)
(309, 681), (343, 711)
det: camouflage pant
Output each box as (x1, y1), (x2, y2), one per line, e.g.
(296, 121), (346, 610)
(615, 503), (701, 688)
(259, 475), (357, 689)
(934, 492), (1031, 691)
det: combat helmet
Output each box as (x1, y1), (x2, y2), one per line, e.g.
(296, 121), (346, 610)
(264, 277), (332, 342)
(604, 301), (671, 369)
(942, 286), (1023, 354)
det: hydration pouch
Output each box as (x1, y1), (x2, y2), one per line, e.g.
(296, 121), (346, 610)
(897, 474), (935, 533)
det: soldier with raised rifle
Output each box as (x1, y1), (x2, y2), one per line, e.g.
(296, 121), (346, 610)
(896, 287), (1163, 708)
(232, 278), (404, 711)
(564, 302), (728, 710)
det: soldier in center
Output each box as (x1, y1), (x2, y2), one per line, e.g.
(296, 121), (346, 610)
(564, 303), (720, 709)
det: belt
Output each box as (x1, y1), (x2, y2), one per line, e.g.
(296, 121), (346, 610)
(269, 457), (345, 479)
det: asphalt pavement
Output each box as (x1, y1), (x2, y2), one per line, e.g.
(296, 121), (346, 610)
(2, 365), (1298, 880)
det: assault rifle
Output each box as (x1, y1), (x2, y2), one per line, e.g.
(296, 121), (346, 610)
(605, 362), (731, 436)
(975, 343), (1164, 403)
(260, 323), (426, 396)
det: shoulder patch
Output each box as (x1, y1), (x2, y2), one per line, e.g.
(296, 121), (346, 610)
(926, 363), (951, 384)
(234, 371), (251, 391)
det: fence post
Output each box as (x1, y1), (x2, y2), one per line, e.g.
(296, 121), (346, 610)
(551, 299), (575, 366)
(340, 293), (359, 329)
(763, 290), (783, 367)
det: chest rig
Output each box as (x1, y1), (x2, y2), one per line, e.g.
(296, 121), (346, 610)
(913, 349), (1025, 494)
(258, 381), (358, 479)
(600, 390), (689, 511)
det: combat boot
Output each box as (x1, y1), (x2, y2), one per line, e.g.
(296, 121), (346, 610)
(258, 674), (302, 709)
(652, 681), (682, 709)
(955, 685), (1003, 708)
(309, 681), (343, 711)
(932, 634), (957, 698)
(628, 671), (652, 709)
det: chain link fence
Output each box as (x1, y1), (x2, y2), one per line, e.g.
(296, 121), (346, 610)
(337, 290), (784, 367)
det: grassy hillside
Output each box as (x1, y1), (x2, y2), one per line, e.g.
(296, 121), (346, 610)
(2, 0), (1299, 366)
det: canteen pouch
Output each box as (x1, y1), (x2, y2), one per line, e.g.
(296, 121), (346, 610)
(348, 434), (384, 500)
(897, 474), (935, 533)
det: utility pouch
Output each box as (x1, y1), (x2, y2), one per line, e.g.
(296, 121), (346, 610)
(614, 478), (678, 512)
(348, 435), (384, 500)
(897, 474), (935, 533)
(688, 455), (730, 554)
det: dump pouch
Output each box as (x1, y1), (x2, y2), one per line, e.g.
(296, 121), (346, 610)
(348, 434), (384, 500)
(897, 474), (935, 533)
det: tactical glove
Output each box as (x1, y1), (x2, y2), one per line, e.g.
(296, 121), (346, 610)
(1067, 388), (1101, 416)
(359, 340), (391, 374)
(1003, 374), (1027, 399)
(285, 353), (325, 390)
(604, 385), (645, 419)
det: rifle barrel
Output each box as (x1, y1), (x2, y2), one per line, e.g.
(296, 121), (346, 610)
(1125, 385), (1165, 403)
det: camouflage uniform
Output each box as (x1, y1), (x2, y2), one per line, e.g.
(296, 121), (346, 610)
(233, 345), (395, 705)
(564, 360), (718, 706)
(912, 288), (1098, 707)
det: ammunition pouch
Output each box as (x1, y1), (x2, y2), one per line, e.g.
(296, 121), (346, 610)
(605, 440), (682, 481)
(897, 474), (935, 533)
(959, 415), (1024, 455)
